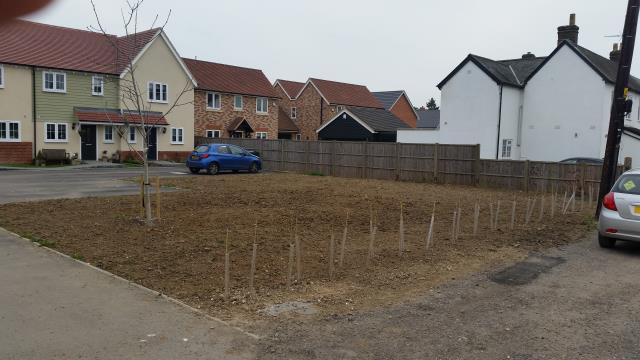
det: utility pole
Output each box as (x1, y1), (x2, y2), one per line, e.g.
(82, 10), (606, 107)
(597, 0), (640, 216)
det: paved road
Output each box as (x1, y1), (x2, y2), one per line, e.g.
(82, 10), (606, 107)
(0, 228), (256, 360)
(0, 166), (189, 204)
(259, 235), (640, 359)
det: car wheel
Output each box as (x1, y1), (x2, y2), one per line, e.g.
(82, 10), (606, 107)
(207, 162), (219, 175)
(598, 234), (616, 248)
(249, 162), (259, 173)
(189, 167), (200, 174)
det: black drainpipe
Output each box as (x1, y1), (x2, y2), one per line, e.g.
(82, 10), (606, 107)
(32, 67), (37, 160)
(495, 84), (503, 160)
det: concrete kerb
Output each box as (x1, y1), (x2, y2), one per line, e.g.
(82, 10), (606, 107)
(2, 226), (261, 341)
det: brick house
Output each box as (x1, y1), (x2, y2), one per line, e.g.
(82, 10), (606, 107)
(273, 78), (385, 140)
(183, 59), (280, 140)
(273, 79), (304, 139)
(372, 91), (419, 128)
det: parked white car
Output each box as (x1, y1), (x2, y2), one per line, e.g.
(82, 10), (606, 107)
(598, 169), (640, 248)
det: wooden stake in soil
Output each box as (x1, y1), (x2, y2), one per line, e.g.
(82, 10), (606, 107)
(451, 209), (458, 240)
(287, 243), (294, 288)
(538, 196), (545, 222)
(155, 176), (161, 220)
(329, 230), (336, 280)
(494, 200), (501, 230)
(399, 202), (405, 256)
(248, 222), (258, 296)
(139, 175), (145, 218)
(589, 184), (593, 206)
(224, 229), (230, 300)
(571, 185), (576, 212)
(510, 200), (517, 230)
(473, 202), (480, 236)
(456, 207), (462, 240)
(426, 204), (435, 253)
(524, 198), (531, 225)
(295, 233), (301, 282)
(526, 198), (536, 224)
(488, 203), (495, 231)
(563, 192), (575, 215)
(339, 212), (349, 268)
(551, 193), (556, 217)
(561, 190), (568, 213)
(367, 224), (377, 267)
(580, 186), (585, 211)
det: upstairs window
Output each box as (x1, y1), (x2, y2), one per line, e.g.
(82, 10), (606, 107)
(501, 139), (513, 158)
(0, 121), (20, 141)
(0, 65), (4, 88)
(234, 95), (243, 110)
(43, 71), (66, 92)
(206, 129), (221, 138)
(291, 107), (297, 119)
(256, 97), (268, 114)
(207, 92), (222, 110)
(148, 81), (168, 103)
(92, 75), (104, 96)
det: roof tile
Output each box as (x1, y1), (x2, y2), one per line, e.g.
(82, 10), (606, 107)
(310, 78), (384, 109)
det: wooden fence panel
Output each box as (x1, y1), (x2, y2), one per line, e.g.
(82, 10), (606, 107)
(194, 137), (625, 194)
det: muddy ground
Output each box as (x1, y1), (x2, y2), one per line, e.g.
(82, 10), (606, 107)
(0, 172), (594, 325)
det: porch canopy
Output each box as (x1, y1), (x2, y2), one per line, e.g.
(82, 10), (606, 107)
(74, 107), (169, 126)
(227, 117), (254, 134)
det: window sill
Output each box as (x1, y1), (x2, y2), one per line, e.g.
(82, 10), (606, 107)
(103, 140), (115, 144)
(148, 100), (168, 104)
(170, 142), (185, 145)
(256, 112), (269, 116)
(0, 139), (21, 142)
(234, 108), (243, 112)
(43, 89), (67, 94)
(206, 108), (222, 112)
(44, 140), (68, 143)
(92, 93), (104, 97)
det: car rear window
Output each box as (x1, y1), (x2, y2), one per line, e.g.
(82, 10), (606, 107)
(614, 174), (640, 195)
(217, 146), (231, 154)
(194, 145), (209, 153)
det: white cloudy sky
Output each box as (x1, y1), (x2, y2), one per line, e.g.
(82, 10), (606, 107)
(27, 0), (634, 107)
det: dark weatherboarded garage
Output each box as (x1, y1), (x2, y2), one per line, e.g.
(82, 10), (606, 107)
(317, 107), (409, 142)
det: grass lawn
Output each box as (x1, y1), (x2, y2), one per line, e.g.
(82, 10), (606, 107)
(0, 173), (595, 321)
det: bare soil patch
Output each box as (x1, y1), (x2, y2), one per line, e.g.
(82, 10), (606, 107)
(0, 173), (594, 324)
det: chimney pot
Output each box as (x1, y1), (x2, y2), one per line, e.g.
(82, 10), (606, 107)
(557, 13), (579, 46)
(610, 42), (622, 63)
(522, 52), (536, 59)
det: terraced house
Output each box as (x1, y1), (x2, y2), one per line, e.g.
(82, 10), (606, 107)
(184, 58), (280, 140)
(0, 20), (196, 164)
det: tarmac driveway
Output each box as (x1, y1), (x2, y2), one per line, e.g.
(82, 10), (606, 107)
(0, 166), (189, 204)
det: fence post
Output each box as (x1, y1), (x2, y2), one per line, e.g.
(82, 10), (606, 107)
(433, 143), (439, 183)
(474, 144), (481, 186)
(579, 163), (586, 193)
(331, 141), (337, 176)
(280, 139), (285, 171)
(305, 140), (311, 173)
(362, 141), (368, 179)
(524, 160), (530, 193)
(395, 143), (401, 180)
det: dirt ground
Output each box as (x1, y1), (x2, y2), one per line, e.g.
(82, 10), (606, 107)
(0, 172), (595, 325)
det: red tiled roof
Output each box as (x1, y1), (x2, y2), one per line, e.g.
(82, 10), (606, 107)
(0, 19), (158, 74)
(309, 78), (384, 109)
(278, 108), (299, 132)
(275, 79), (305, 99)
(183, 58), (278, 98)
(74, 108), (168, 125)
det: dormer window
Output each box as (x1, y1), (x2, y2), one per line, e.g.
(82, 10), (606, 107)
(43, 71), (66, 93)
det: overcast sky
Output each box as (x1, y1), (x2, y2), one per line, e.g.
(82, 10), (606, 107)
(26, 0), (635, 107)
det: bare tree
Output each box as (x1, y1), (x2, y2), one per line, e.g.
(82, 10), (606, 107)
(88, 0), (193, 225)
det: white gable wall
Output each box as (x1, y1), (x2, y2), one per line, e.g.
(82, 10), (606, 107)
(498, 86), (524, 159)
(521, 46), (608, 161)
(434, 61), (501, 158)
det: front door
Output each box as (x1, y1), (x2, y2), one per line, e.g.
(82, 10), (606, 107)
(80, 125), (97, 161)
(147, 127), (157, 161)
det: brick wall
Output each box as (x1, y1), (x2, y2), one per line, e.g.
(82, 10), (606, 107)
(285, 85), (345, 141)
(390, 94), (418, 128)
(158, 151), (191, 162)
(0, 142), (32, 164)
(193, 90), (279, 140)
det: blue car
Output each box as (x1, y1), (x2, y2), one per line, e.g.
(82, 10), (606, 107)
(186, 143), (262, 175)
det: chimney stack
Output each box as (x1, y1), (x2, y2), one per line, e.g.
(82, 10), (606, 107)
(609, 43), (621, 63)
(522, 52), (536, 59)
(557, 13), (579, 45)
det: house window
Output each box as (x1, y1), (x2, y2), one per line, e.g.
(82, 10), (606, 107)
(501, 139), (513, 158)
(44, 123), (68, 142)
(207, 92), (221, 110)
(92, 75), (104, 96)
(295, 133), (301, 141)
(336, 105), (345, 112)
(0, 65), (4, 88)
(43, 71), (66, 92)
(171, 127), (184, 144)
(148, 81), (168, 103)
(256, 132), (268, 139)
(128, 126), (136, 143)
(256, 97), (268, 114)
(206, 129), (221, 138)
(291, 107), (297, 119)
(234, 95), (243, 110)
(104, 125), (114, 143)
(0, 121), (20, 141)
